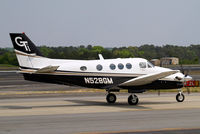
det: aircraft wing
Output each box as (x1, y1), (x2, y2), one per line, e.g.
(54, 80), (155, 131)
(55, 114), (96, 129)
(120, 70), (179, 86)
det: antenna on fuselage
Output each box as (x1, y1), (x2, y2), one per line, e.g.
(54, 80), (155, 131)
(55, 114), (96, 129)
(98, 54), (104, 60)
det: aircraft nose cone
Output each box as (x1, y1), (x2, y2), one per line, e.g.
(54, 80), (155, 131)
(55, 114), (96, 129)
(185, 75), (192, 81)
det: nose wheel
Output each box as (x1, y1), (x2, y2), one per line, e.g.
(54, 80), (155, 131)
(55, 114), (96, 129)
(106, 93), (117, 104)
(176, 93), (185, 102)
(128, 94), (139, 105)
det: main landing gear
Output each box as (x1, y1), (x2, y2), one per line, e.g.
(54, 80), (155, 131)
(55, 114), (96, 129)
(106, 93), (117, 103)
(106, 91), (139, 105)
(176, 89), (185, 102)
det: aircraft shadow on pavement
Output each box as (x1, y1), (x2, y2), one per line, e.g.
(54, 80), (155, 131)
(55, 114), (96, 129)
(65, 99), (150, 109)
(0, 100), (176, 110)
(139, 101), (176, 105)
(67, 99), (176, 105)
(65, 99), (176, 109)
(0, 101), (149, 110)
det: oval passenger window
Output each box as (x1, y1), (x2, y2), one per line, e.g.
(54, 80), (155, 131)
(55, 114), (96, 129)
(110, 64), (116, 70)
(80, 66), (87, 71)
(96, 64), (103, 71)
(126, 63), (132, 69)
(118, 63), (124, 70)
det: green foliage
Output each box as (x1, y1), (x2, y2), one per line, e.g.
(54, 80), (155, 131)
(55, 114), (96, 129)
(0, 51), (18, 66)
(0, 44), (200, 66)
(112, 47), (134, 58)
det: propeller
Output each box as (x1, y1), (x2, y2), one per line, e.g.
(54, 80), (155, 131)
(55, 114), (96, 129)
(158, 90), (160, 96)
(179, 64), (191, 94)
(187, 87), (190, 94)
(180, 64), (189, 77)
(180, 64), (184, 74)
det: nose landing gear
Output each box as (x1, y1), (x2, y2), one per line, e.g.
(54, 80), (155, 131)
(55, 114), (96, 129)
(176, 89), (185, 102)
(128, 94), (139, 105)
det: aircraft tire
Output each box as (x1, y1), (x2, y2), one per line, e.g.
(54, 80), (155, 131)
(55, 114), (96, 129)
(176, 93), (185, 102)
(106, 93), (116, 103)
(128, 94), (139, 105)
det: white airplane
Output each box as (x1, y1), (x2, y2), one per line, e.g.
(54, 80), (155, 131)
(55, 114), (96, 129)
(9, 33), (192, 105)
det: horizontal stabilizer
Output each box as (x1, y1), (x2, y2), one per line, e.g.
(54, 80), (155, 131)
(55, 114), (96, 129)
(120, 70), (179, 86)
(35, 65), (59, 73)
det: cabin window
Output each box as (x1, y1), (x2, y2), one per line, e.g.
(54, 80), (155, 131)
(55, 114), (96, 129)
(126, 63), (132, 69)
(110, 64), (116, 70)
(80, 66), (87, 71)
(118, 63), (124, 70)
(96, 64), (103, 71)
(139, 62), (146, 68)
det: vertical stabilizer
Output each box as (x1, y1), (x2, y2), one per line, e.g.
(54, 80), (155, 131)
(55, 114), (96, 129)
(9, 33), (43, 68)
(10, 33), (42, 56)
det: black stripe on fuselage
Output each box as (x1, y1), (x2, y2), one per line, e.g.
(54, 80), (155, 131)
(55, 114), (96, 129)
(23, 73), (133, 89)
(22, 73), (183, 90)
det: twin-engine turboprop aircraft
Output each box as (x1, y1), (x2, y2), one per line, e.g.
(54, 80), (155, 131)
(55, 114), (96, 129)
(10, 33), (192, 105)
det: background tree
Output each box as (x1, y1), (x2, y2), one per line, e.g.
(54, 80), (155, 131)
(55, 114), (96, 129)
(1, 44), (200, 66)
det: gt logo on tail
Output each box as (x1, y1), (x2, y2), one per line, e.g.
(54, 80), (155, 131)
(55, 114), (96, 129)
(15, 37), (31, 51)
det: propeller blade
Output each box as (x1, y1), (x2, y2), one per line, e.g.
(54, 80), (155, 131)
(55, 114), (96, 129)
(185, 69), (189, 77)
(185, 67), (191, 77)
(180, 64), (185, 74)
(158, 90), (160, 96)
(187, 87), (190, 94)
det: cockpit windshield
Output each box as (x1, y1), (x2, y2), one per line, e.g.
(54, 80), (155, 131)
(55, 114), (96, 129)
(147, 61), (154, 68)
(139, 61), (154, 68)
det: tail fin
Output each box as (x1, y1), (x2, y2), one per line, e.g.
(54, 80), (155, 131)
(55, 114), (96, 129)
(10, 33), (42, 56)
(9, 33), (43, 68)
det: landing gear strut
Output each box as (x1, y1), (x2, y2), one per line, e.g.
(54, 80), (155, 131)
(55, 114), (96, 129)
(106, 93), (117, 104)
(128, 94), (139, 105)
(176, 89), (185, 102)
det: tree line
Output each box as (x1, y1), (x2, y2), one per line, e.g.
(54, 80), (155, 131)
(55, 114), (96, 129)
(0, 44), (200, 66)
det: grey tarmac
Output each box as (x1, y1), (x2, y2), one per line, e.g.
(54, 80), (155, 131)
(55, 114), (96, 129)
(1, 71), (200, 134)
(0, 94), (200, 134)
